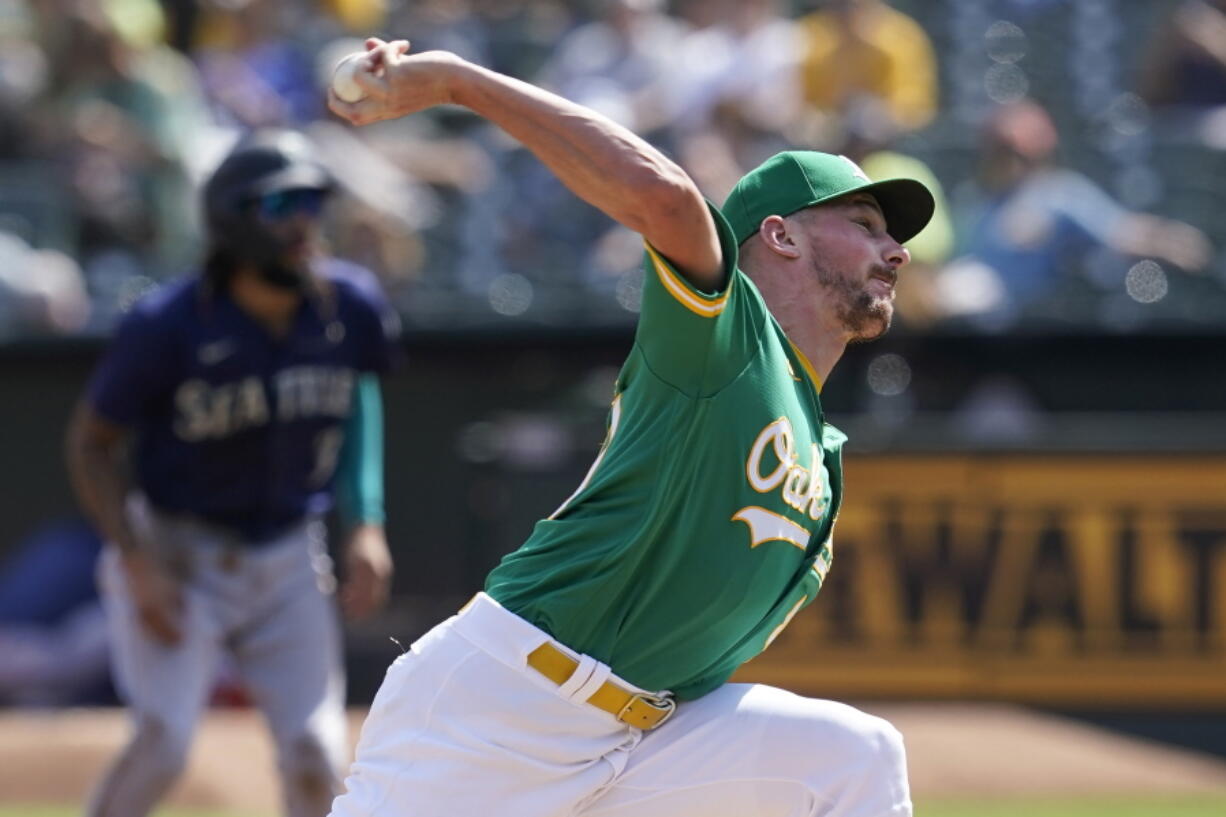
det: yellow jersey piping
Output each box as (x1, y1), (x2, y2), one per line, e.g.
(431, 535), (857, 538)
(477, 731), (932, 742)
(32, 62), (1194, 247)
(644, 243), (728, 318)
(787, 340), (824, 394)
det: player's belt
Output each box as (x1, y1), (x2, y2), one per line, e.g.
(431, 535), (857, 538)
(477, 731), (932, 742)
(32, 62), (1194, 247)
(526, 643), (676, 730)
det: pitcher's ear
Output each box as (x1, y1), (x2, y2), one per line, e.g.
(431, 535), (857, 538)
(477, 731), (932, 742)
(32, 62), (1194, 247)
(758, 214), (802, 259)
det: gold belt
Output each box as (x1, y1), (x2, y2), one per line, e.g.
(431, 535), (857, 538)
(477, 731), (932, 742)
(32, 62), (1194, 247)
(526, 642), (676, 730)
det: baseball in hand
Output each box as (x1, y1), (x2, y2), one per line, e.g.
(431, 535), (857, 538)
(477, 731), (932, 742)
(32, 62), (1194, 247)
(331, 53), (369, 103)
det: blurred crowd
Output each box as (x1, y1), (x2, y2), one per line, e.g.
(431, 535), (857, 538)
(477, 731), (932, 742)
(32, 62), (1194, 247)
(0, 0), (1224, 339)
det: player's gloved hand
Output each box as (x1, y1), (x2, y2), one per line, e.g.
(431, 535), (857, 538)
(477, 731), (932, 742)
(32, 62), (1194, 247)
(327, 38), (468, 127)
(340, 524), (394, 621)
(120, 549), (183, 646)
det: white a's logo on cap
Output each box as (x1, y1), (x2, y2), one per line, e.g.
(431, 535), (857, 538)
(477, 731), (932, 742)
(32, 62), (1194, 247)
(836, 155), (871, 182)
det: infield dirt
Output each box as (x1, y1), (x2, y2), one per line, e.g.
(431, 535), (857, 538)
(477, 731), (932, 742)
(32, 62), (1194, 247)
(3, 704), (1225, 813)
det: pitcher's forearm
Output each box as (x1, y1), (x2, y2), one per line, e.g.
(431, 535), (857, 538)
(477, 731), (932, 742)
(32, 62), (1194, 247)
(330, 41), (723, 286)
(452, 64), (679, 229)
(447, 62), (722, 286)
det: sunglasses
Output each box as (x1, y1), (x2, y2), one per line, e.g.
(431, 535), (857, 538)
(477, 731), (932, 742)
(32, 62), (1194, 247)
(248, 188), (329, 220)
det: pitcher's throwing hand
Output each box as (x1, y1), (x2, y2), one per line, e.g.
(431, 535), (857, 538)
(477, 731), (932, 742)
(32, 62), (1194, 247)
(328, 38), (466, 126)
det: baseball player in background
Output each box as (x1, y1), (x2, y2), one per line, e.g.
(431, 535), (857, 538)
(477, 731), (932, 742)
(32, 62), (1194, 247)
(326, 39), (934, 817)
(65, 129), (400, 817)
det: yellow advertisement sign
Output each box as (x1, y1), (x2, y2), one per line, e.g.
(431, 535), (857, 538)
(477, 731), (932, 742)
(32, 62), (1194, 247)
(735, 456), (1226, 707)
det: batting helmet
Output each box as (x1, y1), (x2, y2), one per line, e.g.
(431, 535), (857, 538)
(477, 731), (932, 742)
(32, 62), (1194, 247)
(202, 129), (335, 275)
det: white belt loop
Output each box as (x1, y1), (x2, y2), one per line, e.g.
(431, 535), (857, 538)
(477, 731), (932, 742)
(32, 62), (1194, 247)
(570, 659), (614, 705)
(556, 654), (612, 704)
(556, 654), (597, 699)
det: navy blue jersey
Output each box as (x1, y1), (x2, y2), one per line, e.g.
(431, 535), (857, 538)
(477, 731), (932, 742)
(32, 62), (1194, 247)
(88, 260), (399, 542)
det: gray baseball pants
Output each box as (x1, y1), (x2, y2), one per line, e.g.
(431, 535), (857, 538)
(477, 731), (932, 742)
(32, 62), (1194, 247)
(87, 496), (347, 817)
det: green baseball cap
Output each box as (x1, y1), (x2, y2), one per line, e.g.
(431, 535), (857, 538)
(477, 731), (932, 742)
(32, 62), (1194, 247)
(721, 151), (935, 246)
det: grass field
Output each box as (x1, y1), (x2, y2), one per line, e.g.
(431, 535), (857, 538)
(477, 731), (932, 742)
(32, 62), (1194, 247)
(6, 797), (1226, 817)
(919, 795), (1226, 816)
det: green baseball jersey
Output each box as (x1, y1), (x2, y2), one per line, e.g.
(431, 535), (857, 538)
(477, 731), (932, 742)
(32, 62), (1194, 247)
(485, 205), (844, 700)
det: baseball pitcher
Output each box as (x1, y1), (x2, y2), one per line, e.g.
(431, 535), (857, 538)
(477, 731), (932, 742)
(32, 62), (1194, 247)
(325, 39), (934, 817)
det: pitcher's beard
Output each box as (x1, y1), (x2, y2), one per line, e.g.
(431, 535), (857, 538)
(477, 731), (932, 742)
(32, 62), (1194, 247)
(845, 290), (892, 344)
(811, 258), (893, 342)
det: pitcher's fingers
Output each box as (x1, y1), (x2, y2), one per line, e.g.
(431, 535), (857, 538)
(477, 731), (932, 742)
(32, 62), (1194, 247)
(327, 92), (365, 123)
(351, 65), (391, 99)
(383, 38), (410, 57)
(328, 93), (391, 126)
(327, 91), (350, 121)
(365, 38), (410, 70)
(327, 93), (367, 124)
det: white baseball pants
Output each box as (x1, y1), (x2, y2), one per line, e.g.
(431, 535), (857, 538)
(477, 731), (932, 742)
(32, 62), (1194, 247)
(88, 498), (347, 817)
(329, 592), (911, 817)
